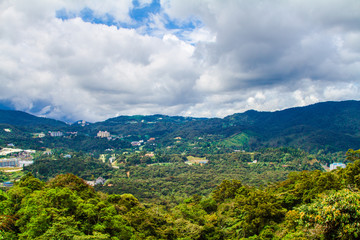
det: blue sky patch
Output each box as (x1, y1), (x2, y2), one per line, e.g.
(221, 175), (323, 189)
(130, 0), (161, 22)
(55, 0), (201, 41)
(55, 8), (76, 20)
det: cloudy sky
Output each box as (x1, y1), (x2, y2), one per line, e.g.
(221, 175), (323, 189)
(1, 0), (360, 122)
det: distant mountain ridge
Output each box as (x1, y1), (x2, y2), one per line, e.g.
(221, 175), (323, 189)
(0, 100), (359, 152)
(227, 100), (360, 130)
(0, 109), (67, 128)
(221, 101), (360, 151)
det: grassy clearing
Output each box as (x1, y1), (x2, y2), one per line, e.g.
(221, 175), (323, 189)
(220, 132), (250, 148)
(187, 156), (207, 161)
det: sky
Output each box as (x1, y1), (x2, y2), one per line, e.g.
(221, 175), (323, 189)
(0, 0), (360, 122)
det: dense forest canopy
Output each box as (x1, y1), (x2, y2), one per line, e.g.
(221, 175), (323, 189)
(0, 149), (359, 239)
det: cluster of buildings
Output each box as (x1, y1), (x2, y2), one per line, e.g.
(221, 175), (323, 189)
(33, 131), (78, 138)
(130, 138), (156, 147)
(95, 129), (156, 147)
(77, 120), (89, 127)
(0, 148), (35, 168)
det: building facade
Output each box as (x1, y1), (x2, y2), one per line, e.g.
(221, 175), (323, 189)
(0, 158), (18, 167)
(97, 131), (110, 138)
(330, 162), (346, 171)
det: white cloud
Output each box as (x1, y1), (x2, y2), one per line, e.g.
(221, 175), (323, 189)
(0, 0), (360, 121)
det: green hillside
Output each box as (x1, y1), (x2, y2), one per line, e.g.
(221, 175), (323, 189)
(0, 100), (360, 152)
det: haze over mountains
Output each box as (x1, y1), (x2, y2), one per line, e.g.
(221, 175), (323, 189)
(0, 100), (359, 152)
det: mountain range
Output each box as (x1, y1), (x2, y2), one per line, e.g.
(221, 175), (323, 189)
(0, 100), (359, 152)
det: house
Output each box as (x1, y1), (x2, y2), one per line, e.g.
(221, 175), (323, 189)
(43, 150), (52, 155)
(33, 132), (45, 138)
(95, 177), (106, 185)
(85, 180), (95, 186)
(38, 133), (45, 138)
(131, 141), (141, 146)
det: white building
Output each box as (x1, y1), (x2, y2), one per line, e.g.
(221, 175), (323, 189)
(49, 131), (63, 137)
(97, 131), (110, 138)
(330, 162), (346, 171)
(18, 160), (34, 167)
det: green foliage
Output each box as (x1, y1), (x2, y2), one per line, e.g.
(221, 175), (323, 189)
(235, 189), (286, 237)
(296, 190), (360, 239)
(0, 174), (139, 239)
(346, 149), (360, 162)
(18, 172), (44, 191)
(0, 171), (10, 183)
(212, 180), (244, 202)
(99, 148), (323, 205)
(271, 170), (342, 209)
(2, 145), (360, 239)
(220, 132), (250, 149)
(339, 159), (360, 190)
(25, 153), (113, 181)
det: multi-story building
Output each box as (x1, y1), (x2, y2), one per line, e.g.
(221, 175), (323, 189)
(49, 131), (63, 137)
(330, 162), (346, 171)
(0, 158), (18, 167)
(97, 131), (110, 138)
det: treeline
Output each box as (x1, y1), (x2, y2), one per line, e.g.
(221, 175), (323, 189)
(24, 152), (114, 181)
(1, 150), (359, 239)
(102, 149), (323, 203)
(23, 148), (329, 204)
(0, 150), (360, 240)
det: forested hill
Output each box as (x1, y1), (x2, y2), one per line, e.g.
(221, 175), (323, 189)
(226, 100), (360, 133)
(0, 109), (67, 129)
(0, 100), (360, 152)
(84, 100), (360, 152)
(222, 100), (360, 151)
